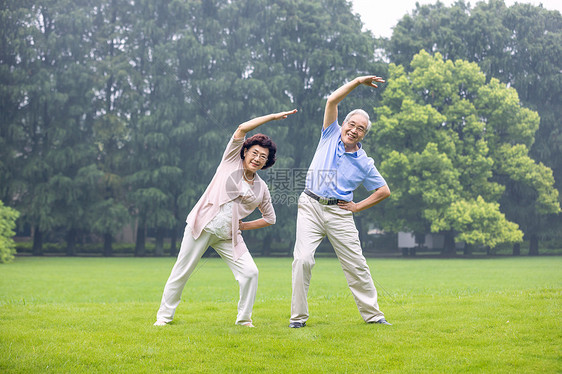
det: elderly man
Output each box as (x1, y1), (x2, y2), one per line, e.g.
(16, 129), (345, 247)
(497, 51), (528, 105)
(289, 76), (391, 328)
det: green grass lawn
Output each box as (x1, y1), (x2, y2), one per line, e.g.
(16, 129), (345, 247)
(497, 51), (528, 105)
(1, 256), (560, 373)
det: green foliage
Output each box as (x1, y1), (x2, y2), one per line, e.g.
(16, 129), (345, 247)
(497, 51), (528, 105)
(386, 0), (562, 249)
(0, 201), (20, 263)
(442, 196), (523, 247)
(495, 144), (560, 215)
(369, 50), (559, 249)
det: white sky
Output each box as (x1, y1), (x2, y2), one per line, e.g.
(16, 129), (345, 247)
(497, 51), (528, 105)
(351, 0), (562, 38)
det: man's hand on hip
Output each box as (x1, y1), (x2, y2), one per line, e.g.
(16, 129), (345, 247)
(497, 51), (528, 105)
(337, 200), (359, 213)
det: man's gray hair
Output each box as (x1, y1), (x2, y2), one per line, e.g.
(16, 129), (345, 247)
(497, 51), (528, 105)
(343, 109), (371, 134)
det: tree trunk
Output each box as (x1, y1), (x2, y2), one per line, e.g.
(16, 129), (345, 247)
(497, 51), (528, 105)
(287, 239), (294, 256)
(135, 224), (146, 257)
(169, 226), (178, 257)
(441, 231), (456, 257)
(155, 228), (164, 257)
(414, 232), (424, 256)
(529, 234), (539, 256)
(66, 229), (77, 256)
(32, 226), (43, 256)
(103, 232), (113, 257)
(262, 233), (272, 256)
(355, 216), (367, 249)
(512, 243), (520, 256)
(414, 232), (425, 247)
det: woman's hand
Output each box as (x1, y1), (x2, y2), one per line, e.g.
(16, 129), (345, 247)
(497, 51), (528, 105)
(272, 109), (298, 120)
(239, 219), (272, 231)
(356, 75), (385, 88)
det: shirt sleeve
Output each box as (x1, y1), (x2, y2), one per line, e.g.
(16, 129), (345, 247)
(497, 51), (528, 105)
(321, 119), (340, 140)
(362, 158), (387, 192)
(258, 185), (276, 225)
(221, 135), (245, 164)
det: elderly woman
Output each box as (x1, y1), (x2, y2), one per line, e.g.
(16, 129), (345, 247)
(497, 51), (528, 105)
(155, 109), (297, 327)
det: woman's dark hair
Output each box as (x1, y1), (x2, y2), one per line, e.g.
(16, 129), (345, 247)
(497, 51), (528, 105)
(240, 133), (277, 170)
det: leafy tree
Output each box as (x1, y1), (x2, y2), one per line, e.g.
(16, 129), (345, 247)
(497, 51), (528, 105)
(0, 201), (20, 264)
(89, 0), (136, 255)
(0, 0), (33, 205)
(387, 0), (562, 253)
(91, 0), (140, 256)
(2, 0), (101, 254)
(369, 51), (559, 255)
(123, 0), (216, 256)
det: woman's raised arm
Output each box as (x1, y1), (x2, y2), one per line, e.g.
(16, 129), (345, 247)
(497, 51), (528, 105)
(234, 109), (298, 139)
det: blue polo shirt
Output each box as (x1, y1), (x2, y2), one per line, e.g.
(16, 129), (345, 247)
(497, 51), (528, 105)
(305, 120), (386, 201)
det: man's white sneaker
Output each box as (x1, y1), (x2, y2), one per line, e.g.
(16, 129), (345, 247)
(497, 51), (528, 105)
(153, 320), (168, 326)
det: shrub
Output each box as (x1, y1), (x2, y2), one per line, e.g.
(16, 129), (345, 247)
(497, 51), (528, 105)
(0, 201), (20, 264)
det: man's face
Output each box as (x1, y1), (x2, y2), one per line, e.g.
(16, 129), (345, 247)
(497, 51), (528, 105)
(341, 114), (368, 148)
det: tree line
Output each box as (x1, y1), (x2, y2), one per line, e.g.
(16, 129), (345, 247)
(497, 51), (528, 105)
(0, 0), (560, 259)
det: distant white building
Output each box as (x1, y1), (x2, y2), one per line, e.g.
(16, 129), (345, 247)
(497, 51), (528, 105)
(398, 232), (464, 251)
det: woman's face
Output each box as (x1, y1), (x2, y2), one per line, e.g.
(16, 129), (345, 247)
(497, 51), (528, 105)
(243, 145), (269, 173)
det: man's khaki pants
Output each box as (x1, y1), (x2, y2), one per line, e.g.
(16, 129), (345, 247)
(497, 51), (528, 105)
(290, 192), (385, 324)
(157, 225), (258, 325)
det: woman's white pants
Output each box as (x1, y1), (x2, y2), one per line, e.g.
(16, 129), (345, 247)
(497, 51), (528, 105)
(156, 225), (258, 325)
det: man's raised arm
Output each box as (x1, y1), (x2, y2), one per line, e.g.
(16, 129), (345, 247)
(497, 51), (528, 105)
(323, 76), (385, 129)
